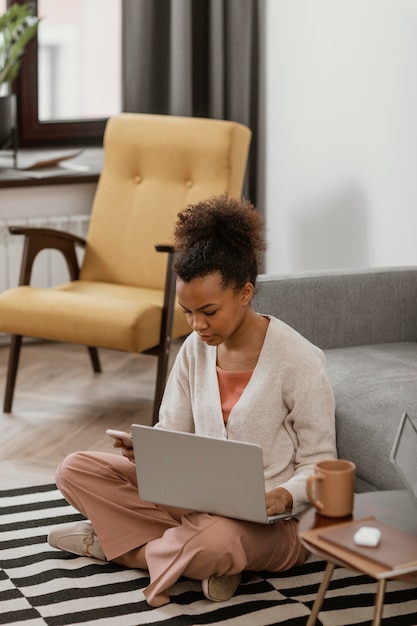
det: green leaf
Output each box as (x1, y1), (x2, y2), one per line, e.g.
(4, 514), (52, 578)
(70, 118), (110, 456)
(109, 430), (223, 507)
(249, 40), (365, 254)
(0, 3), (41, 84)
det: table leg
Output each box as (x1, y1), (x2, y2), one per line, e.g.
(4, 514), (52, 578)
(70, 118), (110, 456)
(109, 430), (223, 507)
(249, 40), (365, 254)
(372, 579), (387, 626)
(306, 561), (335, 626)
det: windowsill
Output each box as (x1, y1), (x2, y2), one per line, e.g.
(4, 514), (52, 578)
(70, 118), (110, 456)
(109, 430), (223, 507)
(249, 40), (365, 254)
(0, 147), (103, 189)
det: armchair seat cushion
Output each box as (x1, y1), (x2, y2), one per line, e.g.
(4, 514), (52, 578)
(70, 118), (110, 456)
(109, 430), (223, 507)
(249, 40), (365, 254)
(325, 342), (417, 492)
(0, 281), (190, 353)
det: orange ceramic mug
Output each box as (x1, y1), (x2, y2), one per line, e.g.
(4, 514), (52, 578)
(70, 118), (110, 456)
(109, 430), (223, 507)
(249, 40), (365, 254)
(306, 459), (356, 517)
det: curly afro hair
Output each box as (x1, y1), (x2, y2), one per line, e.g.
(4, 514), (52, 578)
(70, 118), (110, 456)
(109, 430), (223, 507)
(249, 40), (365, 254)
(173, 196), (266, 290)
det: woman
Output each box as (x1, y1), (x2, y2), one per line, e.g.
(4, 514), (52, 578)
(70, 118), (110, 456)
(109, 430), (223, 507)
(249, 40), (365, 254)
(49, 196), (336, 607)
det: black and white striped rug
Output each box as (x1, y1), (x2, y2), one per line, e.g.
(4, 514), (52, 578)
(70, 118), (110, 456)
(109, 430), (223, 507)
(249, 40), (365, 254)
(1, 484), (416, 626)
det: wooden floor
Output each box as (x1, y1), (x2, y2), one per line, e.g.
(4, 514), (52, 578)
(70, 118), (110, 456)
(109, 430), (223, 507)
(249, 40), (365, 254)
(0, 340), (181, 489)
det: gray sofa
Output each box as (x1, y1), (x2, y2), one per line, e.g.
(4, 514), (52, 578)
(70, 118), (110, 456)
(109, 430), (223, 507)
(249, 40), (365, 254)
(252, 266), (417, 493)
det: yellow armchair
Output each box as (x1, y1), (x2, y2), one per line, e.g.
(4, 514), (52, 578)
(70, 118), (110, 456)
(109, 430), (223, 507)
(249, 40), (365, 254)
(0, 113), (251, 423)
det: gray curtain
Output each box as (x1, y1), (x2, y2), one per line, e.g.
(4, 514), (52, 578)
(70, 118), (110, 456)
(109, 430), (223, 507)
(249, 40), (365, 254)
(122, 0), (262, 204)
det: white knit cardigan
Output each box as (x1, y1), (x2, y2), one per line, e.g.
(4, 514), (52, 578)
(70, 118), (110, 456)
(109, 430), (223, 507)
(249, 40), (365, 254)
(157, 315), (337, 516)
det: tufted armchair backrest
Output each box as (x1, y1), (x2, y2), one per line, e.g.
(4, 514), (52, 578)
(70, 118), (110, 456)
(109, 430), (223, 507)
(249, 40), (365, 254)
(80, 113), (252, 289)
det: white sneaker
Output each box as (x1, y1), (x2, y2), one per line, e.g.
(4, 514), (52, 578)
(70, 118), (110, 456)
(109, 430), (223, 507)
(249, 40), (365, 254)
(48, 521), (106, 561)
(202, 573), (241, 602)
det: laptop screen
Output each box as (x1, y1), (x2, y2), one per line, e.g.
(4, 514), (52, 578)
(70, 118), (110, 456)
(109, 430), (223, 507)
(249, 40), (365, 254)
(390, 413), (417, 507)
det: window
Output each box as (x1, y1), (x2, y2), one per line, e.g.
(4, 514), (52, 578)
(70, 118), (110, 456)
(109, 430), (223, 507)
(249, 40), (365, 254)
(12, 0), (122, 146)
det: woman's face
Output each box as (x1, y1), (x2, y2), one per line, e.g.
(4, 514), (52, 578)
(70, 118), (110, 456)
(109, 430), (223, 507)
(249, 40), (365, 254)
(176, 272), (253, 347)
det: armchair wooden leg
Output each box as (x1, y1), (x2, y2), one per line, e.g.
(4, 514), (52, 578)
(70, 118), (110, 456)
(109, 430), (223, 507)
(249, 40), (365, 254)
(152, 347), (170, 425)
(87, 347), (101, 373)
(4, 334), (22, 413)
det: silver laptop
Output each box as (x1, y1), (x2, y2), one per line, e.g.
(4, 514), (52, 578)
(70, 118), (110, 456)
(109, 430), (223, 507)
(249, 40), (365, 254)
(131, 425), (295, 524)
(390, 412), (417, 509)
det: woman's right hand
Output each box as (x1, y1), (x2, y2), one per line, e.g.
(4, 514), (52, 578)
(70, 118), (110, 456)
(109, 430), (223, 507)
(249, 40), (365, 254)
(118, 441), (135, 462)
(106, 429), (135, 462)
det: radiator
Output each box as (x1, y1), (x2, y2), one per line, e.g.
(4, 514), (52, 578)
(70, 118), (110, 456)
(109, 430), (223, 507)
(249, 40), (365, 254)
(0, 214), (90, 293)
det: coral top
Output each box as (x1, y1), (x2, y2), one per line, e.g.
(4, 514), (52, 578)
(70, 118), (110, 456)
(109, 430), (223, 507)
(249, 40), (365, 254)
(216, 366), (253, 424)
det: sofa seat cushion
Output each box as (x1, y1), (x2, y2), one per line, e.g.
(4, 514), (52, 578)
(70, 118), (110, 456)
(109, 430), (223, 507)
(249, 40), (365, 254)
(324, 342), (417, 492)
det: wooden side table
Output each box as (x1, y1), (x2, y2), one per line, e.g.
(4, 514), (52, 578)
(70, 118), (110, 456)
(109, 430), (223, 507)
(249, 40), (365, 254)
(298, 490), (417, 626)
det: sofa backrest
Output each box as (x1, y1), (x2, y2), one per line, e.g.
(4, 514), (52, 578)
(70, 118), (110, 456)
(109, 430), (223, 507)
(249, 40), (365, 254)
(252, 267), (417, 349)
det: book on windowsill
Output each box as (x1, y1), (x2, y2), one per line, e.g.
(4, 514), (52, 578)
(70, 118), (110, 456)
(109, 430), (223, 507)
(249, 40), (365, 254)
(300, 516), (417, 579)
(16, 149), (82, 170)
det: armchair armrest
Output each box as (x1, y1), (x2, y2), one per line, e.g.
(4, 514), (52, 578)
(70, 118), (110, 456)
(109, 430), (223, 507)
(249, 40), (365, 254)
(9, 226), (87, 286)
(155, 244), (174, 253)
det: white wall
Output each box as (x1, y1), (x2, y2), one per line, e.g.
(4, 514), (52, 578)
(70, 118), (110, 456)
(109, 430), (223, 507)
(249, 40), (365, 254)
(264, 0), (417, 273)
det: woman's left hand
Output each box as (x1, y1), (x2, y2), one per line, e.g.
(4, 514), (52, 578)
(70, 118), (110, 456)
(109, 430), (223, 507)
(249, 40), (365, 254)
(265, 487), (293, 516)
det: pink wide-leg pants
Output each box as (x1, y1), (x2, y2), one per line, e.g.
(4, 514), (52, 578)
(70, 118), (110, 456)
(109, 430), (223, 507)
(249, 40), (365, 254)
(55, 451), (308, 607)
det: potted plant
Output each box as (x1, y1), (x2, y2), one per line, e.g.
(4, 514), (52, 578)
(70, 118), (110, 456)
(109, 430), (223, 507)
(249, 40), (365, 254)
(0, 2), (40, 147)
